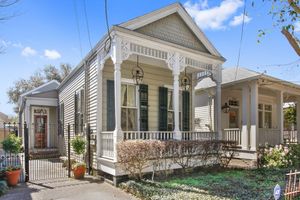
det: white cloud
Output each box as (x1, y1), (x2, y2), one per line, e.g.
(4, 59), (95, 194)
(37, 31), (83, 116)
(229, 13), (252, 26)
(44, 49), (61, 60)
(184, 0), (244, 30)
(21, 46), (37, 57)
(294, 22), (300, 33)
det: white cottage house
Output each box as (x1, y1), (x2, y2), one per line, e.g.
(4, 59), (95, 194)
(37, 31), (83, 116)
(19, 3), (225, 181)
(195, 67), (300, 159)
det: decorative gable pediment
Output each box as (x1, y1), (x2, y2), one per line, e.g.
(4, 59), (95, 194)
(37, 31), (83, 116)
(135, 13), (209, 53)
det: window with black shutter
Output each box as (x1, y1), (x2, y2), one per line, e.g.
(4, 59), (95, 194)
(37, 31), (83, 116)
(75, 88), (85, 134)
(159, 87), (168, 131)
(107, 80), (115, 131)
(139, 84), (148, 131)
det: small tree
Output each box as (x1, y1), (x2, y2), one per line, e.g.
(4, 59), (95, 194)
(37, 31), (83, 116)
(2, 134), (22, 155)
(71, 136), (86, 168)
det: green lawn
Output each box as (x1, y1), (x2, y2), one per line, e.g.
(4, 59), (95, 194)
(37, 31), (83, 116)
(120, 168), (293, 200)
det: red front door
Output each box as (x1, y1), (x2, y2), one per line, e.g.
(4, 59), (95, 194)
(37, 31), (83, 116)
(34, 116), (47, 148)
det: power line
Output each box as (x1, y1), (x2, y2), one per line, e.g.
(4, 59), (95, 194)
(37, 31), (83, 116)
(234, 0), (247, 80)
(73, 0), (83, 58)
(256, 58), (300, 68)
(83, 0), (92, 51)
(104, 0), (111, 53)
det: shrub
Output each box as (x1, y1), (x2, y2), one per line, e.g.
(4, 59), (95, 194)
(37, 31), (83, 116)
(118, 140), (164, 180)
(257, 144), (289, 168)
(117, 140), (238, 180)
(71, 136), (85, 155)
(286, 144), (300, 168)
(0, 180), (8, 196)
(2, 134), (22, 155)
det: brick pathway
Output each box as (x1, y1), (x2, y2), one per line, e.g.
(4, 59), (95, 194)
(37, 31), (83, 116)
(0, 176), (136, 200)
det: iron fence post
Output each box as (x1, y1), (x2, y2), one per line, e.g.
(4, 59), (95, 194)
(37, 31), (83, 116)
(67, 124), (71, 178)
(24, 122), (29, 182)
(87, 123), (91, 175)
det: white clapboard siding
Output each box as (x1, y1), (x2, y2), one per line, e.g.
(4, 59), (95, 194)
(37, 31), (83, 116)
(102, 60), (174, 131)
(195, 92), (214, 131)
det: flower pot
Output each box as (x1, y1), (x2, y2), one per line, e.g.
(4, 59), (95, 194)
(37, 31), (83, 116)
(73, 165), (86, 179)
(6, 169), (21, 186)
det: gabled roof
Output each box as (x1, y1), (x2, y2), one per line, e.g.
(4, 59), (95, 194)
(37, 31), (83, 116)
(18, 80), (60, 108)
(119, 3), (222, 57)
(195, 67), (300, 91)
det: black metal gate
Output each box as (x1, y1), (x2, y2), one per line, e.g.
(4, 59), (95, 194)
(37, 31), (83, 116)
(24, 123), (71, 182)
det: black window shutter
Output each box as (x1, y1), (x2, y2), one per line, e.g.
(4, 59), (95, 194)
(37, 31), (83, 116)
(74, 92), (78, 134)
(107, 80), (115, 131)
(139, 84), (148, 131)
(159, 87), (168, 131)
(182, 91), (190, 131)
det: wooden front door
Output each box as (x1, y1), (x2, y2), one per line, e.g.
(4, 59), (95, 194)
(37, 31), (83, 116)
(34, 115), (47, 148)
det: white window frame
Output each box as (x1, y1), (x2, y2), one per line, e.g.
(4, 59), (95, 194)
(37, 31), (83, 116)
(121, 82), (139, 131)
(258, 103), (272, 129)
(167, 89), (182, 131)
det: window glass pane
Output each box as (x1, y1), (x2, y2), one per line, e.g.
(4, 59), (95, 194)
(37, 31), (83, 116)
(168, 91), (173, 110)
(121, 108), (127, 130)
(121, 85), (127, 106)
(259, 111), (263, 128)
(127, 109), (137, 131)
(229, 109), (239, 128)
(264, 112), (272, 128)
(265, 105), (272, 111)
(258, 104), (263, 110)
(127, 85), (136, 107)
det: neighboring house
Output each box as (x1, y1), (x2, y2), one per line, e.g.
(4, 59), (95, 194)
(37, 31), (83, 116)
(19, 3), (224, 180)
(18, 80), (60, 150)
(0, 112), (9, 128)
(195, 67), (300, 159)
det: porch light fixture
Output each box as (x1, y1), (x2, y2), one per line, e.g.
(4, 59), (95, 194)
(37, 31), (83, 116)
(222, 103), (230, 113)
(180, 68), (191, 91)
(132, 55), (144, 85)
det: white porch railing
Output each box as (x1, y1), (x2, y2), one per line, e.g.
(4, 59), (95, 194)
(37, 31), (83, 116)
(101, 131), (114, 159)
(123, 131), (174, 140)
(258, 128), (281, 146)
(283, 130), (298, 143)
(181, 131), (218, 141)
(223, 128), (241, 146)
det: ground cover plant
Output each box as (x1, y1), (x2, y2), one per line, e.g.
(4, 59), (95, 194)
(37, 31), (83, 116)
(120, 168), (288, 200)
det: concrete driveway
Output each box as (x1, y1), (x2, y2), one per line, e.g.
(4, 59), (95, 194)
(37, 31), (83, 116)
(0, 177), (137, 200)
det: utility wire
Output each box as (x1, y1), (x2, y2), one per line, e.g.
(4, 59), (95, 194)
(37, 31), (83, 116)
(104, 0), (112, 53)
(256, 58), (300, 68)
(73, 0), (83, 59)
(234, 0), (247, 80)
(83, 0), (93, 51)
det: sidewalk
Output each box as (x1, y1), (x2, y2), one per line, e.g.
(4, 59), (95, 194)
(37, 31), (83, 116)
(0, 177), (137, 200)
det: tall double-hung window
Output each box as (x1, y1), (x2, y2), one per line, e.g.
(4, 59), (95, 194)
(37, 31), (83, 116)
(121, 84), (137, 131)
(75, 88), (85, 134)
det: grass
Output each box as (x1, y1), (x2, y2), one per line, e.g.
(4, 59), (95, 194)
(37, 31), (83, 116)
(120, 168), (292, 200)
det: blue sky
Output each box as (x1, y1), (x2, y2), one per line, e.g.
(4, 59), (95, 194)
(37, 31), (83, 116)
(0, 0), (299, 116)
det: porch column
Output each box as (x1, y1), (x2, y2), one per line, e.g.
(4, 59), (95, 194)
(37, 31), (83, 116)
(250, 81), (258, 151)
(296, 97), (300, 143)
(173, 57), (181, 140)
(96, 54), (104, 158)
(277, 91), (284, 143)
(241, 85), (250, 150)
(111, 37), (124, 162)
(214, 65), (222, 139)
(24, 104), (30, 148)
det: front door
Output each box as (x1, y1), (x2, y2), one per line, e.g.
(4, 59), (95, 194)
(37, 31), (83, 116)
(34, 115), (47, 148)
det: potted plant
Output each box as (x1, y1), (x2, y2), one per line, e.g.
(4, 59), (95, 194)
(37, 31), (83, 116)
(71, 136), (86, 179)
(2, 133), (22, 186)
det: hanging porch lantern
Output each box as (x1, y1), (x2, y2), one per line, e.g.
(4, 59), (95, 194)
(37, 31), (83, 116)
(132, 55), (144, 85)
(222, 103), (230, 113)
(180, 68), (191, 91)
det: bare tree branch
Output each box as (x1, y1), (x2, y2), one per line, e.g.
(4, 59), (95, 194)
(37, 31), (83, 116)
(282, 28), (300, 56)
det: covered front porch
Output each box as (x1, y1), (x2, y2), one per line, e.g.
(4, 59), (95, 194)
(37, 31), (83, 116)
(222, 79), (300, 151)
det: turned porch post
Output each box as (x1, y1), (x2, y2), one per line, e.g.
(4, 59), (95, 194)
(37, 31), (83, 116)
(250, 81), (258, 151)
(241, 85), (250, 149)
(277, 90), (284, 143)
(173, 53), (181, 140)
(214, 65), (222, 139)
(111, 37), (123, 162)
(296, 97), (300, 143)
